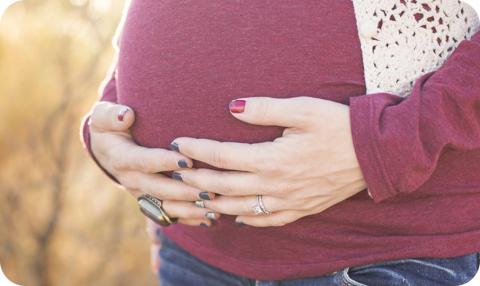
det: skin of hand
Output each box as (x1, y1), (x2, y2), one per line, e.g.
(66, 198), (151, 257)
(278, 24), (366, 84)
(88, 101), (220, 227)
(169, 96), (368, 227)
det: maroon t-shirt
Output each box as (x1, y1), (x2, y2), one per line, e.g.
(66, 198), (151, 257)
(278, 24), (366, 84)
(81, 0), (480, 280)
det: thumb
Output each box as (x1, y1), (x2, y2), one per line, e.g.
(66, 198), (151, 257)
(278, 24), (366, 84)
(89, 101), (135, 132)
(228, 96), (313, 128)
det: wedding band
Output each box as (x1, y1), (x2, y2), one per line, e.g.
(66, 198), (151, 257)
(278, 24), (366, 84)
(137, 194), (178, 226)
(194, 200), (207, 208)
(258, 195), (272, 215)
(253, 195), (272, 215)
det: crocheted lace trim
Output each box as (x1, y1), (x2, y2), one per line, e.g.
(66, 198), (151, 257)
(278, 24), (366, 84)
(352, 0), (480, 97)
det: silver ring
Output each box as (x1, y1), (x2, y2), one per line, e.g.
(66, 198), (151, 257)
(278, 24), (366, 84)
(252, 195), (271, 215)
(194, 200), (206, 208)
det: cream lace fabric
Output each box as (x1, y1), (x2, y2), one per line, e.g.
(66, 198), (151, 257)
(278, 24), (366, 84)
(352, 0), (480, 97)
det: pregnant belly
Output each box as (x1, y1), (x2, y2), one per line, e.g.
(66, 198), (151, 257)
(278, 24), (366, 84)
(117, 0), (365, 168)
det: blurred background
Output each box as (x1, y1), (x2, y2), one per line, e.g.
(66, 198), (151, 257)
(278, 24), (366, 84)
(0, 0), (158, 285)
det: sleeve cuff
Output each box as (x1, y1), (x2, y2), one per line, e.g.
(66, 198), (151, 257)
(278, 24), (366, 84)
(349, 94), (397, 203)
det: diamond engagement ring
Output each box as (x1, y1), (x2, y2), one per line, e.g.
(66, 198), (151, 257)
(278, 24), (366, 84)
(252, 195), (272, 215)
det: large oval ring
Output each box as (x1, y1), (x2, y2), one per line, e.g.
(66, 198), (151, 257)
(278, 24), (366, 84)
(137, 194), (178, 226)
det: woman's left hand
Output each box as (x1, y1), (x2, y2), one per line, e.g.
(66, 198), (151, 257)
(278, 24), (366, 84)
(170, 96), (368, 227)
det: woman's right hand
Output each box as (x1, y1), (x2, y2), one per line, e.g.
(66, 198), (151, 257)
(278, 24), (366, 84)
(88, 101), (219, 227)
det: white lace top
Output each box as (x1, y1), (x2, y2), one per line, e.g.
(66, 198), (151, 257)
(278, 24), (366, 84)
(352, 0), (480, 97)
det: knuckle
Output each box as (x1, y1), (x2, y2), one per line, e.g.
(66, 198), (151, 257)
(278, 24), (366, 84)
(274, 198), (290, 211)
(137, 157), (155, 173)
(258, 158), (282, 176)
(173, 187), (194, 201)
(272, 179), (293, 196)
(129, 149), (160, 173)
(256, 145), (286, 176)
(278, 179), (294, 194)
(210, 148), (228, 169)
(293, 198), (315, 210)
(288, 188), (309, 202)
(295, 97), (317, 124)
(118, 173), (138, 190)
(217, 173), (235, 194)
(209, 203), (227, 214)
(173, 205), (194, 219)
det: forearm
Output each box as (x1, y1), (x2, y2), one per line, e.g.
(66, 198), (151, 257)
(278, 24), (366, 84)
(350, 31), (480, 203)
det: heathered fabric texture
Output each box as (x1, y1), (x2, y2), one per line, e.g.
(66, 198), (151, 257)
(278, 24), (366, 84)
(81, 0), (480, 280)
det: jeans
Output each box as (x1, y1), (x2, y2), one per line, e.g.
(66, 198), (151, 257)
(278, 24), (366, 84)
(156, 232), (479, 286)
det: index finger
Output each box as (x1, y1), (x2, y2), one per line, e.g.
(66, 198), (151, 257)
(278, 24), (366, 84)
(170, 137), (274, 172)
(115, 139), (194, 172)
(97, 131), (193, 173)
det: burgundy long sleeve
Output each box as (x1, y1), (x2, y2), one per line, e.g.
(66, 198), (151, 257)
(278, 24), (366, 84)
(350, 31), (480, 203)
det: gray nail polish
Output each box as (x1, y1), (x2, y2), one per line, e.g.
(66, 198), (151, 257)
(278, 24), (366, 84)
(172, 172), (182, 181)
(178, 159), (188, 168)
(170, 142), (180, 152)
(200, 223), (209, 228)
(235, 221), (245, 226)
(205, 212), (217, 220)
(199, 192), (211, 200)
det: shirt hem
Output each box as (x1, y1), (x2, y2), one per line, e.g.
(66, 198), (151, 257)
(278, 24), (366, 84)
(162, 227), (480, 280)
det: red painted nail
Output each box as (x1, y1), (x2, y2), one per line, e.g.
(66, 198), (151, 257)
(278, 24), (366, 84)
(118, 108), (129, 122)
(229, 100), (246, 113)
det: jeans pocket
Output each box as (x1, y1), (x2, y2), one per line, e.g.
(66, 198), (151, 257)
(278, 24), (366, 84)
(342, 267), (368, 286)
(342, 253), (480, 286)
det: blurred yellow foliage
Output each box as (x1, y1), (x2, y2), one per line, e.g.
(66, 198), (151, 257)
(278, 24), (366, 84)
(0, 1), (157, 285)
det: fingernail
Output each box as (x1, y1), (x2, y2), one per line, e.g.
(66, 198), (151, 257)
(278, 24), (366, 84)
(199, 192), (212, 200)
(205, 212), (218, 220)
(235, 221), (245, 227)
(169, 142), (180, 152)
(229, 99), (246, 113)
(118, 107), (129, 122)
(177, 159), (188, 168)
(200, 223), (209, 228)
(171, 172), (182, 181)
